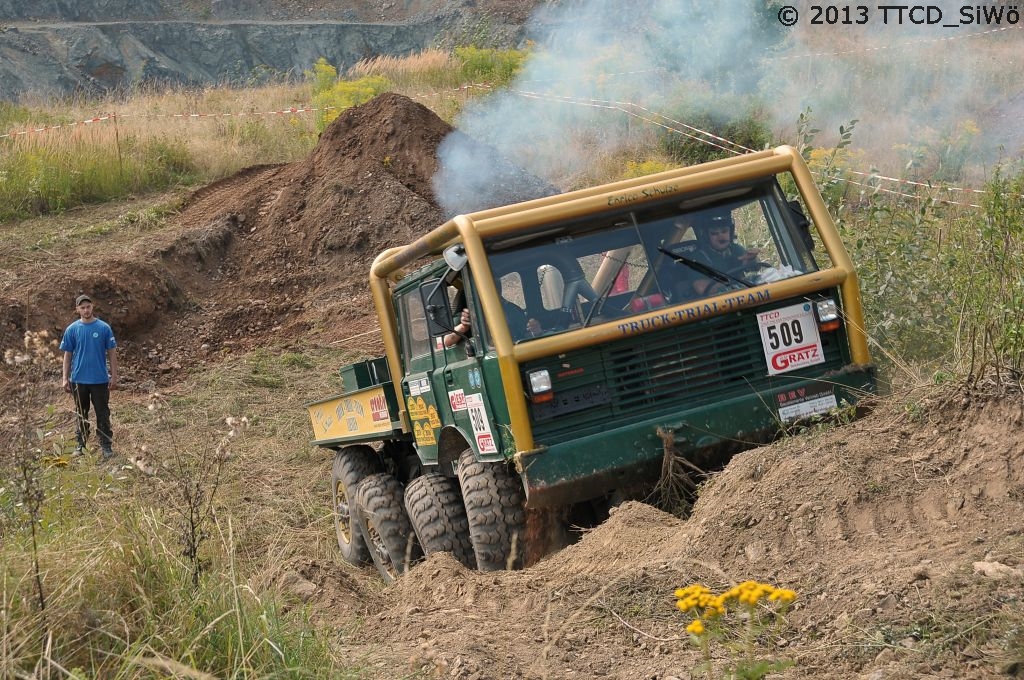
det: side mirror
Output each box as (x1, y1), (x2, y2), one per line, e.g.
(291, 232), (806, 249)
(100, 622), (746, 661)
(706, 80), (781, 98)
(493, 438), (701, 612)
(422, 279), (453, 338)
(443, 244), (468, 273)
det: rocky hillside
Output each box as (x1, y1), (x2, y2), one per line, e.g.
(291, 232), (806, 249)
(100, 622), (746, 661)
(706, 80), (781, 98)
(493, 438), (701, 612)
(0, 0), (543, 100)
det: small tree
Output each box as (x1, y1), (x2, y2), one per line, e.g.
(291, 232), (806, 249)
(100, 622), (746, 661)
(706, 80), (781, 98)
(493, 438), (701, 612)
(144, 394), (249, 588)
(2, 331), (70, 620)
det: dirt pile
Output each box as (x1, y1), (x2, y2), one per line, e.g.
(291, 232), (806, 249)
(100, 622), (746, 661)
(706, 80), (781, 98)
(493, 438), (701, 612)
(147, 92), (454, 358)
(317, 386), (1024, 679)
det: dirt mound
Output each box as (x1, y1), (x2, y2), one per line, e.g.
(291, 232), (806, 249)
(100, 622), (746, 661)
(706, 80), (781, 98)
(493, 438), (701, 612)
(327, 387), (1023, 679)
(147, 92), (453, 357)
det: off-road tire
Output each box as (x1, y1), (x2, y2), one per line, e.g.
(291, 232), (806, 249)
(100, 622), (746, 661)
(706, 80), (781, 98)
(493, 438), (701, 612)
(331, 445), (381, 565)
(353, 473), (420, 583)
(457, 449), (527, 571)
(404, 473), (476, 569)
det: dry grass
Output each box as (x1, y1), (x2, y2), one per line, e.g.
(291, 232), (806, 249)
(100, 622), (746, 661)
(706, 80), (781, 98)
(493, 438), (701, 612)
(348, 49), (458, 90)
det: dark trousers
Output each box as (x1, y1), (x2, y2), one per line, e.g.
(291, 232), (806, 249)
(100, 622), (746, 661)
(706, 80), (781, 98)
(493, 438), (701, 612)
(71, 382), (112, 449)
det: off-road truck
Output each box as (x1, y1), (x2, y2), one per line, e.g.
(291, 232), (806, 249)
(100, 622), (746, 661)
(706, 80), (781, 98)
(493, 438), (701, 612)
(307, 145), (876, 581)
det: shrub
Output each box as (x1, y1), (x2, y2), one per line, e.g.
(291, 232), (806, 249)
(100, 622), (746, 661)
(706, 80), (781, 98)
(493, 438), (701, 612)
(656, 95), (772, 166)
(308, 59), (392, 132)
(454, 45), (529, 86)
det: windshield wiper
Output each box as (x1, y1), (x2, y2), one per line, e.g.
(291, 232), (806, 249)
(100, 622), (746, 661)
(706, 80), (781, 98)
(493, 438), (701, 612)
(657, 246), (753, 289)
(581, 247), (636, 328)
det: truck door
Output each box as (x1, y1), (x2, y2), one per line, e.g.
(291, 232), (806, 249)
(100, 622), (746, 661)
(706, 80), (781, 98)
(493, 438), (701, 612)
(396, 287), (442, 464)
(427, 275), (504, 461)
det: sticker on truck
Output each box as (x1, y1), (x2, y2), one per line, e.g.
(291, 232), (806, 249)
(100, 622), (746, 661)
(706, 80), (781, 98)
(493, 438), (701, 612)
(757, 303), (825, 375)
(465, 393), (498, 454)
(776, 384), (838, 422)
(449, 389), (467, 412)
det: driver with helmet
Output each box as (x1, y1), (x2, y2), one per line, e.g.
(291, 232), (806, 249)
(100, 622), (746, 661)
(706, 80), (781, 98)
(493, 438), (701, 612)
(673, 207), (761, 297)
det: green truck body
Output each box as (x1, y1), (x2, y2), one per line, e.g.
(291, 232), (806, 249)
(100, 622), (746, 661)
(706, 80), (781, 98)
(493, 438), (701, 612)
(308, 145), (876, 579)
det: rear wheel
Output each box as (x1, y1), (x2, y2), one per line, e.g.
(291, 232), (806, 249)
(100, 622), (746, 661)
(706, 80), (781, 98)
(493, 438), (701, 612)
(331, 445), (380, 565)
(354, 473), (420, 583)
(457, 449), (527, 571)
(405, 473), (475, 569)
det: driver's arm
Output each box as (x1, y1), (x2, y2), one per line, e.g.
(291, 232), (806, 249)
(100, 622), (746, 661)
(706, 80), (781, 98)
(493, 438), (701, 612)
(443, 308), (471, 348)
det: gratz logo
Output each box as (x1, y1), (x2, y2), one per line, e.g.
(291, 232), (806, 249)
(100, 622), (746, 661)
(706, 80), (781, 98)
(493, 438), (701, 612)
(771, 344), (819, 371)
(476, 433), (496, 453)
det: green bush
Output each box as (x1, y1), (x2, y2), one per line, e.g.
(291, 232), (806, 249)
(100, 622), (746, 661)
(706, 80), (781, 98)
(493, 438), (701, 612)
(140, 136), (199, 185)
(454, 45), (529, 86)
(837, 166), (1024, 382)
(307, 57), (392, 131)
(656, 95), (772, 166)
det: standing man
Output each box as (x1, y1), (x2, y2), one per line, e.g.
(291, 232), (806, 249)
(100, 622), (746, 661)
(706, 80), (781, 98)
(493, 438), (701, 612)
(60, 294), (118, 460)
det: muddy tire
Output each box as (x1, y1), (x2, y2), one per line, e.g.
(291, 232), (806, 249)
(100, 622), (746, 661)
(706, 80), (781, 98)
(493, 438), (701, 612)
(404, 473), (476, 569)
(353, 473), (420, 583)
(331, 445), (381, 565)
(457, 449), (527, 571)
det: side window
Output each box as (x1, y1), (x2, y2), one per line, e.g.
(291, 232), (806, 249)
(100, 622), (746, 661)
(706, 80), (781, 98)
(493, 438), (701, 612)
(500, 272), (526, 308)
(400, 291), (430, 359)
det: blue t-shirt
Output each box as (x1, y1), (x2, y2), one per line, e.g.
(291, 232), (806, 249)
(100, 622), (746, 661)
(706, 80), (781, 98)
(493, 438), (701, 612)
(60, 318), (117, 384)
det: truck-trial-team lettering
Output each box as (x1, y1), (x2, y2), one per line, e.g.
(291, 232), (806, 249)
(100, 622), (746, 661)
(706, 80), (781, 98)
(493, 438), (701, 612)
(616, 290), (772, 335)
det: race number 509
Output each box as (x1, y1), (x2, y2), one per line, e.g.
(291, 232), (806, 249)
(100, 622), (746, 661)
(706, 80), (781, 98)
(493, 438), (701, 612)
(757, 303), (826, 376)
(764, 317), (804, 350)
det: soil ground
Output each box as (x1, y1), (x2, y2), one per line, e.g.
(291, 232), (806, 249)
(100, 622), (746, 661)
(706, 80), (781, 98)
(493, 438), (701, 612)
(1, 93), (1022, 679)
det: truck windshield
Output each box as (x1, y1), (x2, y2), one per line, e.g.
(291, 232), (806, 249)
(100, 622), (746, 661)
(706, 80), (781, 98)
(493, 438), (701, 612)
(485, 179), (824, 343)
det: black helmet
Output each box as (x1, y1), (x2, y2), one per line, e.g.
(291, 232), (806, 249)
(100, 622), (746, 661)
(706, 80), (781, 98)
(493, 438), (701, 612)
(692, 206), (736, 243)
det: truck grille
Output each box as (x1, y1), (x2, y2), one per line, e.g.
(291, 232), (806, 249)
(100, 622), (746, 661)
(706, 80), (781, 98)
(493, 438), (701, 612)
(528, 309), (846, 444)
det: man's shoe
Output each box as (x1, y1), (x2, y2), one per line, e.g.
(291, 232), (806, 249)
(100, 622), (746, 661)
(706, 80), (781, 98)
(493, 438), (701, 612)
(100, 447), (116, 461)
(72, 446), (86, 457)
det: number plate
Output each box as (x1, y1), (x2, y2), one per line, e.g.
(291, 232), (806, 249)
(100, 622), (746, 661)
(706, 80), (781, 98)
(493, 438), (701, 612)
(531, 383), (610, 421)
(757, 303), (825, 376)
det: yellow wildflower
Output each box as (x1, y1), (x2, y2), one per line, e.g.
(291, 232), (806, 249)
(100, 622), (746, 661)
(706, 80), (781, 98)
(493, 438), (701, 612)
(769, 588), (797, 603)
(686, 618), (705, 635)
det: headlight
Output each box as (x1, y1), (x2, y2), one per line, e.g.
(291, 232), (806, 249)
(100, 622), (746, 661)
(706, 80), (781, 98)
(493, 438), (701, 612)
(527, 369), (552, 395)
(815, 298), (841, 331)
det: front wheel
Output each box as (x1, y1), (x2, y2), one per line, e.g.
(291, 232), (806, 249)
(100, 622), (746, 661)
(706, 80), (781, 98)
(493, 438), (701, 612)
(353, 473), (421, 583)
(331, 446), (381, 565)
(457, 449), (527, 571)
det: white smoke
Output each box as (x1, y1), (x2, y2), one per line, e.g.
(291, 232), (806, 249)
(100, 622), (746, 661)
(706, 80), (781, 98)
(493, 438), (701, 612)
(433, 0), (1023, 215)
